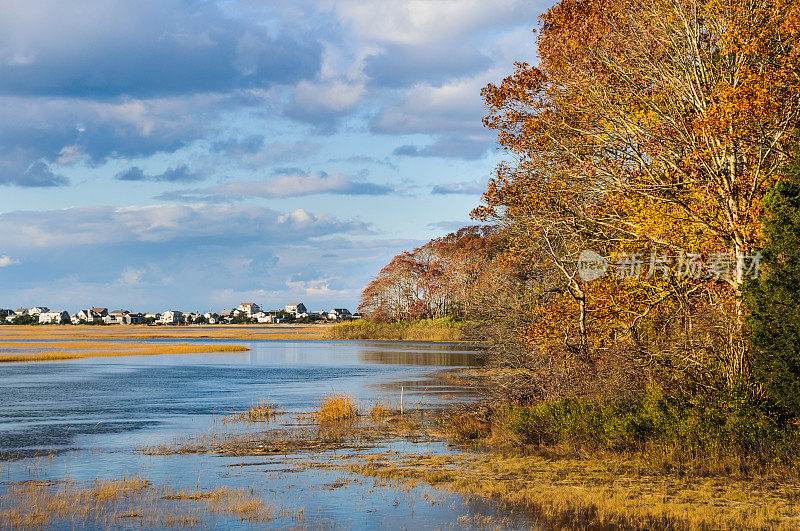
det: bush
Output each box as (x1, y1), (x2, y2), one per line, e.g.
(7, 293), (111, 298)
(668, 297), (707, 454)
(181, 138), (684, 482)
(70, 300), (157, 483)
(493, 387), (800, 476)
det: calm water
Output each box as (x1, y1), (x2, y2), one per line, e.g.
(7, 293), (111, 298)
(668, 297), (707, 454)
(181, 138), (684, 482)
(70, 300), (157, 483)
(0, 340), (530, 529)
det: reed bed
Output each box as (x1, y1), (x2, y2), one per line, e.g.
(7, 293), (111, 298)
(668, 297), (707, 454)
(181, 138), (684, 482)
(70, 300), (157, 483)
(324, 318), (464, 341)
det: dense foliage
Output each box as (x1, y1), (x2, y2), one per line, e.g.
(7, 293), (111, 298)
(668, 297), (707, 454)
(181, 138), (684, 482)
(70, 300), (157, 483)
(359, 0), (800, 473)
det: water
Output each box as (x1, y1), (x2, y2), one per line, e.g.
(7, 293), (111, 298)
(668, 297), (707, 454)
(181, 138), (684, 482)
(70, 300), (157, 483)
(0, 340), (530, 529)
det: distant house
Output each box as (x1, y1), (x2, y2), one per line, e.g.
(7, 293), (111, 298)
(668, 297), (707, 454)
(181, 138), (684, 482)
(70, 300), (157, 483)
(159, 311), (183, 325)
(285, 303), (307, 317)
(105, 309), (129, 324)
(28, 307), (49, 316)
(237, 303), (261, 317)
(4, 311), (17, 323)
(0, 309), (12, 320)
(122, 313), (142, 325)
(327, 308), (352, 321)
(70, 314), (80, 324)
(143, 312), (161, 321)
(39, 311), (69, 324)
(91, 308), (109, 318)
(76, 309), (100, 322)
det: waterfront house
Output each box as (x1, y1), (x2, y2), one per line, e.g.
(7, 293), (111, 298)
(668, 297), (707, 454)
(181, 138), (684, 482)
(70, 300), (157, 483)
(327, 308), (352, 321)
(159, 311), (183, 325)
(122, 313), (142, 325)
(237, 303), (261, 317)
(285, 303), (307, 317)
(39, 311), (69, 324)
(28, 307), (49, 316)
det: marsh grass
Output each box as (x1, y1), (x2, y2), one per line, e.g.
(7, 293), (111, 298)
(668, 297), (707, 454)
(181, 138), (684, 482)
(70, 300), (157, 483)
(316, 392), (360, 423)
(0, 475), (278, 528)
(222, 400), (280, 423)
(300, 450), (800, 530)
(0, 324), (326, 342)
(0, 343), (249, 363)
(324, 318), (465, 341)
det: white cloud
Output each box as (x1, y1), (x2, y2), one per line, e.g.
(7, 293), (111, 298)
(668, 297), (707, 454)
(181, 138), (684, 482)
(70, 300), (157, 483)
(329, 0), (540, 45)
(0, 255), (18, 267)
(0, 204), (369, 248)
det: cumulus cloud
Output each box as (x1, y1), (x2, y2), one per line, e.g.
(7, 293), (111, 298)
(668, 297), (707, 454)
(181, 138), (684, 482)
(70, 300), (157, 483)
(115, 164), (202, 183)
(158, 172), (393, 202)
(0, 0), (321, 98)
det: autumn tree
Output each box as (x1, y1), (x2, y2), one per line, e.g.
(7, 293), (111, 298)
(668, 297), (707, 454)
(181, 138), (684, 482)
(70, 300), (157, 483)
(477, 0), (800, 383)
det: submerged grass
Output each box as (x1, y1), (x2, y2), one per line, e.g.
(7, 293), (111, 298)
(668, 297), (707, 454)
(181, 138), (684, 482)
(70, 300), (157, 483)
(324, 318), (465, 341)
(300, 449), (800, 530)
(222, 400), (280, 423)
(0, 475), (276, 527)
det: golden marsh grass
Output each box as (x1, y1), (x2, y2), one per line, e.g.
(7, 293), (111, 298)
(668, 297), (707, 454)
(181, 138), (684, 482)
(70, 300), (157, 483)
(0, 342), (249, 363)
(316, 392), (360, 423)
(0, 324), (326, 342)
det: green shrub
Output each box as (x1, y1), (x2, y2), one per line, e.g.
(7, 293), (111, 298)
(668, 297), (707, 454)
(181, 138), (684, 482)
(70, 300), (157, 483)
(498, 387), (800, 476)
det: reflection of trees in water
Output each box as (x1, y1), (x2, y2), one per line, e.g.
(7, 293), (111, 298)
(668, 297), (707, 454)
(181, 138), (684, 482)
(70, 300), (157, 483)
(358, 350), (485, 367)
(366, 377), (482, 403)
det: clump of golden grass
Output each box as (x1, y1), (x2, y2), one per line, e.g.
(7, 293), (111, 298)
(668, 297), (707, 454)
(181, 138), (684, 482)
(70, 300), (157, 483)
(316, 392), (360, 423)
(222, 400), (279, 423)
(0, 476), (274, 527)
(0, 343), (249, 363)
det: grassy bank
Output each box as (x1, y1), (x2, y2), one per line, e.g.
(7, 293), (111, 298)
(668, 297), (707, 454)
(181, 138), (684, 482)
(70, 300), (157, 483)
(323, 318), (465, 341)
(444, 386), (800, 478)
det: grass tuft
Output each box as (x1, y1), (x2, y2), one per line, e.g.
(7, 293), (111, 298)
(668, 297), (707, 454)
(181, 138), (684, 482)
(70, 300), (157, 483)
(222, 400), (279, 423)
(316, 392), (360, 423)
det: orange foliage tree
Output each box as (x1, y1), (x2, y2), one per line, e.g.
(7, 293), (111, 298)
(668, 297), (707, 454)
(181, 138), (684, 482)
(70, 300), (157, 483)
(475, 0), (800, 384)
(358, 226), (501, 321)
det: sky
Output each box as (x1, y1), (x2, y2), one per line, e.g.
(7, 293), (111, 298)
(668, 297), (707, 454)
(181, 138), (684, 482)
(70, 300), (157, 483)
(0, 0), (549, 313)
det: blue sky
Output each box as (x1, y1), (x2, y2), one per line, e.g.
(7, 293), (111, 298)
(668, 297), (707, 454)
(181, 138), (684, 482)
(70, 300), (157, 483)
(0, 0), (548, 313)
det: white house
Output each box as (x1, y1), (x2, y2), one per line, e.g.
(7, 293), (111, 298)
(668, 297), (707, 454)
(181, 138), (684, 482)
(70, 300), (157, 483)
(28, 307), (49, 316)
(237, 303), (261, 317)
(159, 310), (183, 325)
(285, 303), (307, 317)
(76, 309), (99, 322)
(39, 311), (69, 324)
(143, 312), (161, 321)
